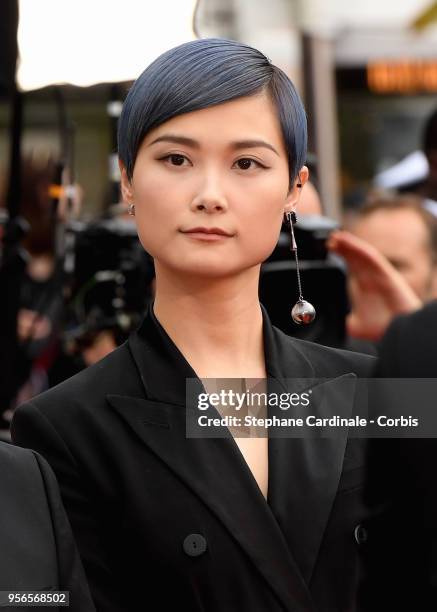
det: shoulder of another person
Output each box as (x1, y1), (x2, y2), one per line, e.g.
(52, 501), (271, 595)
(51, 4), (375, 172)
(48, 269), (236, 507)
(377, 301), (437, 375)
(0, 442), (49, 498)
(395, 300), (437, 334)
(379, 301), (437, 354)
(0, 441), (35, 472)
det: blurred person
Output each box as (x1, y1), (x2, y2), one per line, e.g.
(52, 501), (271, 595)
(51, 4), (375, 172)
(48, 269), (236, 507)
(12, 38), (377, 612)
(329, 204), (437, 608)
(0, 158), (62, 429)
(78, 330), (118, 367)
(17, 158), (84, 348)
(1, 159), (87, 431)
(350, 196), (437, 302)
(360, 300), (437, 610)
(327, 229), (421, 341)
(6, 160), (79, 377)
(14, 158), (60, 355)
(0, 441), (95, 611)
(376, 298), (437, 373)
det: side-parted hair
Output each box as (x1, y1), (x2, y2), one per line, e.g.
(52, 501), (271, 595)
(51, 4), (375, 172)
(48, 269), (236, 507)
(118, 38), (307, 190)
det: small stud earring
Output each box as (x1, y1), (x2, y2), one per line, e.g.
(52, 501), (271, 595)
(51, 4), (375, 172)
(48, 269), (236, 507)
(296, 173), (303, 189)
(128, 203), (135, 216)
(285, 211), (316, 325)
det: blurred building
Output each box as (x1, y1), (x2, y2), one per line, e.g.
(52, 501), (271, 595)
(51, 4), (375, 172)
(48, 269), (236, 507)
(1, 0), (437, 219)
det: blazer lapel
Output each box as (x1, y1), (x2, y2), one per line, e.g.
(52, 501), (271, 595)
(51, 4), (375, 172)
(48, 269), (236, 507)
(267, 374), (356, 584)
(263, 318), (357, 584)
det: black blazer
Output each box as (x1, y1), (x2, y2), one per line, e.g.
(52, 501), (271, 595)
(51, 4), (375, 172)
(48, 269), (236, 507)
(12, 303), (376, 612)
(376, 299), (437, 378)
(0, 442), (95, 611)
(359, 301), (437, 611)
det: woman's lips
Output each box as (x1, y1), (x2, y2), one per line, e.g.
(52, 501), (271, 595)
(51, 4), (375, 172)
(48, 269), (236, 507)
(182, 231), (232, 241)
(181, 227), (234, 241)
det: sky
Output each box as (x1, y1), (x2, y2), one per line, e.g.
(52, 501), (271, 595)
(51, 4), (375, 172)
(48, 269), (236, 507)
(17, 0), (197, 90)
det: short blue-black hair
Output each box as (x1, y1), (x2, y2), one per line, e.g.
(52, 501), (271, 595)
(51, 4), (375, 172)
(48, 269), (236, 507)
(118, 38), (307, 189)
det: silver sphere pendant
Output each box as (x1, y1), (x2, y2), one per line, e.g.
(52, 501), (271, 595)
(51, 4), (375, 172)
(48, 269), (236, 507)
(291, 299), (316, 325)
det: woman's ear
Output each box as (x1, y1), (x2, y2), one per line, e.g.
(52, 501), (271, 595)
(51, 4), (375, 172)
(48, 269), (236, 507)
(284, 165), (309, 215)
(119, 159), (134, 204)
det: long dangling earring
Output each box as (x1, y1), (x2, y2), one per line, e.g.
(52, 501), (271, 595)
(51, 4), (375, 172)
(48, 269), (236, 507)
(285, 211), (316, 325)
(128, 203), (135, 216)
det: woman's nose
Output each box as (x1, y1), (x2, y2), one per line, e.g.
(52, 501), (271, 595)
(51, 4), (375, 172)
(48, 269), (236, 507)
(193, 199), (227, 212)
(190, 175), (228, 213)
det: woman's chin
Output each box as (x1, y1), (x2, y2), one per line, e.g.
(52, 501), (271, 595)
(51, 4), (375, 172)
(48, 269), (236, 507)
(159, 258), (261, 279)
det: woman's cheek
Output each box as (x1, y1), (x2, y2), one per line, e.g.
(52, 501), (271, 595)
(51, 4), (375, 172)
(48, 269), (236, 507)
(134, 209), (166, 258)
(243, 224), (281, 263)
(250, 209), (283, 259)
(136, 226), (157, 257)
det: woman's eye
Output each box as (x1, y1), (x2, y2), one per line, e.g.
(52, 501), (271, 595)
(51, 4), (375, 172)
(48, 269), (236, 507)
(161, 154), (189, 166)
(234, 158), (264, 170)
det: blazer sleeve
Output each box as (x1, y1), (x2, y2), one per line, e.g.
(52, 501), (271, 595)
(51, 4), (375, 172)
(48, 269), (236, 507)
(31, 450), (96, 612)
(12, 401), (127, 612)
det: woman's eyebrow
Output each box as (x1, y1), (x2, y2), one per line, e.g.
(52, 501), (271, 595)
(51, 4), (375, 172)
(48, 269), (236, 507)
(232, 139), (279, 156)
(149, 134), (199, 148)
(148, 134), (279, 156)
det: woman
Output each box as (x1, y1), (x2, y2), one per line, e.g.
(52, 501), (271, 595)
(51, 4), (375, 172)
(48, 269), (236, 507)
(12, 38), (375, 611)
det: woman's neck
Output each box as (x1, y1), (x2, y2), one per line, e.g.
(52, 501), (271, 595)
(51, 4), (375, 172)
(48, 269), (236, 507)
(152, 265), (266, 379)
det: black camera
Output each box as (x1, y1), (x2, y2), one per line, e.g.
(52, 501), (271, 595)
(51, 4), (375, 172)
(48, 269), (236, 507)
(62, 218), (154, 349)
(260, 215), (349, 348)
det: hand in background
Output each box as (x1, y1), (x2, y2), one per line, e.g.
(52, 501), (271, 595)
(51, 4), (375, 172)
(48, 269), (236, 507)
(327, 230), (422, 340)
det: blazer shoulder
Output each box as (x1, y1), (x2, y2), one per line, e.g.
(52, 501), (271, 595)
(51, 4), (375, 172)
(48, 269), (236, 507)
(279, 329), (375, 378)
(385, 300), (437, 342)
(377, 301), (437, 376)
(0, 441), (39, 477)
(0, 443), (62, 507)
(0, 442), (55, 513)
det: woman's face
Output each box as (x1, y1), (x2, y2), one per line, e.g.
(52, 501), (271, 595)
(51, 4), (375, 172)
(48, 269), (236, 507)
(120, 91), (307, 278)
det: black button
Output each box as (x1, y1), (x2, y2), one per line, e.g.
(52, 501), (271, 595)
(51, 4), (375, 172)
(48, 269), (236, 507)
(354, 524), (368, 545)
(183, 533), (207, 557)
